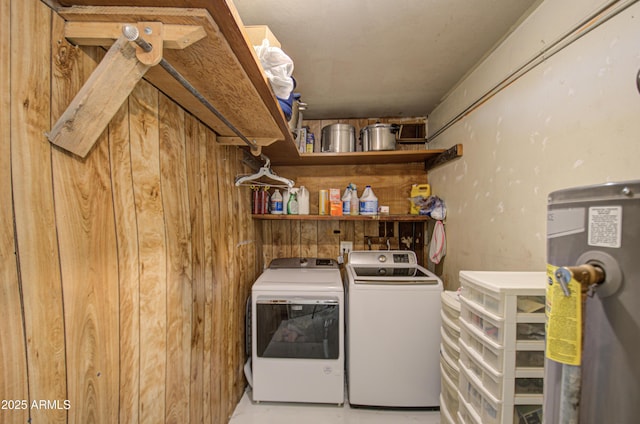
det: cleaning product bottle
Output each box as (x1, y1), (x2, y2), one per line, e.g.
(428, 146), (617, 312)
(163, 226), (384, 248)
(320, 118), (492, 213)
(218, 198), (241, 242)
(350, 185), (359, 216)
(262, 188), (270, 214)
(287, 190), (299, 215)
(342, 186), (351, 215)
(282, 188), (291, 213)
(298, 186), (310, 215)
(270, 189), (283, 214)
(410, 183), (431, 215)
(359, 185), (378, 215)
(252, 187), (260, 214)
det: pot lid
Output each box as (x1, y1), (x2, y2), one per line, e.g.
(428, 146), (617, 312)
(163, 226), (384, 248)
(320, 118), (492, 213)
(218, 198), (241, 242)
(362, 123), (400, 130)
(322, 123), (355, 130)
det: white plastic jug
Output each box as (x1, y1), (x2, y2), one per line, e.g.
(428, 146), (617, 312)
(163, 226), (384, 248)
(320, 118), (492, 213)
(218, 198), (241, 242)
(298, 186), (310, 215)
(359, 185), (378, 215)
(342, 186), (351, 215)
(282, 188), (290, 211)
(270, 189), (283, 214)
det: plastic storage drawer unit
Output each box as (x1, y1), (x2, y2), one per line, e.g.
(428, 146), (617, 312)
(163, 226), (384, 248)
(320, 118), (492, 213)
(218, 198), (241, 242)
(439, 290), (461, 423)
(457, 271), (546, 424)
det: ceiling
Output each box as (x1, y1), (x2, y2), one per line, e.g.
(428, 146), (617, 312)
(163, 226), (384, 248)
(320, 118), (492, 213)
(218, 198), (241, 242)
(234, 0), (539, 120)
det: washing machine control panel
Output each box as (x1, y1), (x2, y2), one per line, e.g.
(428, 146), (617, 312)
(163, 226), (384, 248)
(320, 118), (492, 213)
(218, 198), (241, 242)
(351, 251), (416, 265)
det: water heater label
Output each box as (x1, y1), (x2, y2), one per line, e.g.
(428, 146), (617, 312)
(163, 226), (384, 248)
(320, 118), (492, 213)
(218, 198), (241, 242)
(588, 206), (622, 248)
(545, 264), (582, 366)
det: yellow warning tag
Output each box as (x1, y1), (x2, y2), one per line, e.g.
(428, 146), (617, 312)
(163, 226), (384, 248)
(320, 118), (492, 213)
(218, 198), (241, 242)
(545, 264), (582, 366)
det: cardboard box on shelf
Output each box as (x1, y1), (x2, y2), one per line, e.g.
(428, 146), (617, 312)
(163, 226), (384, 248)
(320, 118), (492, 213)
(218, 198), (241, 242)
(330, 202), (343, 216)
(244, 25), (282, 48)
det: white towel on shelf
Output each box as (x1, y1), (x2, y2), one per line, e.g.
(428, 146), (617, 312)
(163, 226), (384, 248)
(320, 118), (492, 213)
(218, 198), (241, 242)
(429, 220), (446, 264)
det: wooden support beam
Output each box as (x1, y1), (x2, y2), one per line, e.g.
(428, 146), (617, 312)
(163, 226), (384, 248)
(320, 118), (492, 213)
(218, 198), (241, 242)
(64, 21), (206, 50)
(423, 143), (463, 171)
(50, 20), (209, 158)
(47, 35), (151, 157)
(216, 136), (280, 147)
(217, 136), (285, 156)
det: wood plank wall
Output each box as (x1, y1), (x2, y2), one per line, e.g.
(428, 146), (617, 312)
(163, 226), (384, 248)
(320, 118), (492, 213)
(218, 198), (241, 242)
(275, 162), (428, 214)
(260, 162), (431, 266)
(1, 1), (29, 424)
(260, 219), (428, 267)
(1, 1), (258, 422)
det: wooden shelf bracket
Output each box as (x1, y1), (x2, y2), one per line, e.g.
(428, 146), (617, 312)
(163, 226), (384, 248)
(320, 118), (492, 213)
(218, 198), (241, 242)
(47, 21), (204, 158)
(423, 144), (463, 171)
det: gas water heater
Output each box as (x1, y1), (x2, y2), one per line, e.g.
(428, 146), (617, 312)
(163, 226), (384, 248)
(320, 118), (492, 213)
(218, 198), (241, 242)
(545, 180), (640, 423)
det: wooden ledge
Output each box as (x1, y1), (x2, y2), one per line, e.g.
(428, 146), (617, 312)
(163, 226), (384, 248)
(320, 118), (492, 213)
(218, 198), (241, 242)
(51, 5), (291, 157)
(64, 21), (206, 49)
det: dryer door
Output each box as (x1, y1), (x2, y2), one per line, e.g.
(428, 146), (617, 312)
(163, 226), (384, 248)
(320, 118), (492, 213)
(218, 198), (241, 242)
(255, 296), (340, 360)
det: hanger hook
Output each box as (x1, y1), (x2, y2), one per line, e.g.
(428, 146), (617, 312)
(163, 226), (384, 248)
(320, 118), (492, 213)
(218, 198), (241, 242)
(260, 153), (271, 168)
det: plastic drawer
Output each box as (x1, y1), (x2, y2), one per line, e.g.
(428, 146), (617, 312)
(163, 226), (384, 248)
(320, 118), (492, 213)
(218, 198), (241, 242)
(459, 362), (502, 424)
(515, 377), (544, 395)
(459, 342), (505, 401)
(516, 296), (545, 314)
(458, 366), (483, 413)
(460, 323), (505, 374)
(458, 387), (482, 424)
(460, 276), (501, 315)
(460, 298), (504, 345)
(441, 326), (460, 362)
(516, 322), (545, 342)
(440, 393), (457, 424)
(442, 310), (461, 342)
(514, 404), (543, 423)
(516, 350), (545, 368)
(440, 362), (460, 420)
(461, 398), (544, 424)
(441, 348), (460, 384)
(442, 290), (461, 324)
(459, 271), (546, 318)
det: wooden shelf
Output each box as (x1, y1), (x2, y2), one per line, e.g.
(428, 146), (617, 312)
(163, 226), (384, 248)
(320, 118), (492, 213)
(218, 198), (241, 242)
(52, 0), (297, 156)
(251, 214), (431, 222)
(261, 149), (447, 166)
(262, 144), (463, 169)
(397, 138), (427, 144)
(49, 1), (461, 170)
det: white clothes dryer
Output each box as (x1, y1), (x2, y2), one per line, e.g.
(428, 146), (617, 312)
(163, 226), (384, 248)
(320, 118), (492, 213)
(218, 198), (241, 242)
(251, 258), (344, 404)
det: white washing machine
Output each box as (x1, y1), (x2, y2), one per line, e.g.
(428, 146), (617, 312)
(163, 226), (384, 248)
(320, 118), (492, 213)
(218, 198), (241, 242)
(346, 250), (442, 408)
(251, 258), (344, 404)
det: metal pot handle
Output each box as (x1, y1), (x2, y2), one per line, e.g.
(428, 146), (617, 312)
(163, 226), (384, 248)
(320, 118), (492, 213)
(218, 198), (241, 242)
(360, 127), (369, 151)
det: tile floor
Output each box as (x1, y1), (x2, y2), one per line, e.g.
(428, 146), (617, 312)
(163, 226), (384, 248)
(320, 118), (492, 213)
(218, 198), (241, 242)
(229, 389), (441, 424)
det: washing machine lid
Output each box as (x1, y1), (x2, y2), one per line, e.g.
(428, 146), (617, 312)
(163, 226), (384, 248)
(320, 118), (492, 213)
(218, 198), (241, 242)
(253, 267), (343, 292)
(350, 266), (432, 278)
(346, 250), (440, 285)
(346, 266), (440, 285)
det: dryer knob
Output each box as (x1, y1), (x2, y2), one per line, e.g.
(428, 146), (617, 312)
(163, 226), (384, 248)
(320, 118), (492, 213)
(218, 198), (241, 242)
(378, 254), (387, 263)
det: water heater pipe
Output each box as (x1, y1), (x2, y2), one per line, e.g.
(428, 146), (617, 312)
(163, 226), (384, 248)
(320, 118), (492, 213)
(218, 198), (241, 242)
(554, 264), (605, 423)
